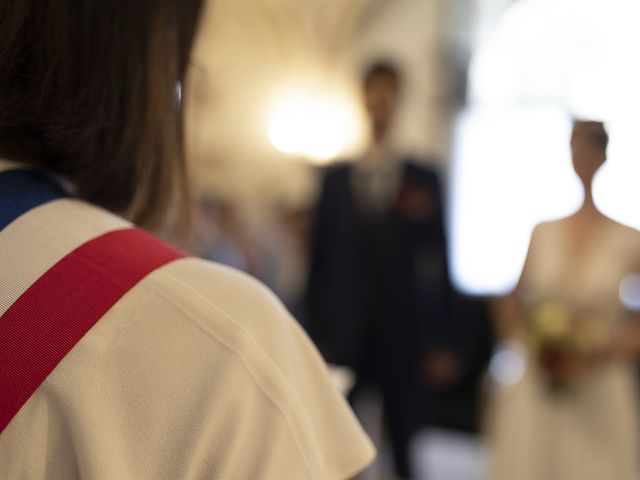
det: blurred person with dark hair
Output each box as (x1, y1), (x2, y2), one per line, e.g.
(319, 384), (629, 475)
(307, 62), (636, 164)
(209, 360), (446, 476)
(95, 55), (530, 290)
(255, 205), (313, 323)
(0, 1), (376, 478)
(490, 120), (640, 480)
(197, 197), (254, 273)
(305, 61), (454, 478)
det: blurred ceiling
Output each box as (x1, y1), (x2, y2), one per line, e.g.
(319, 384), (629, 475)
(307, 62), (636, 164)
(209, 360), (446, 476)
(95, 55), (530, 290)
(185, 0), (452, 207)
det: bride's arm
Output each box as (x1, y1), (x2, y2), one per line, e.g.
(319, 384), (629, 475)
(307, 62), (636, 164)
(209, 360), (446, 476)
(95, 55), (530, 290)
(491, 291), (527, 341)
(603, 251), (640, 360)
(606, 316), (640, 361)
(594, 254), (640, 363)
(490, 227), (541, 342)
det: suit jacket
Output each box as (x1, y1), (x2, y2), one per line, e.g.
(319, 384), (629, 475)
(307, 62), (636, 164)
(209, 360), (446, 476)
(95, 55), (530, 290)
(305, 159), (451, 370)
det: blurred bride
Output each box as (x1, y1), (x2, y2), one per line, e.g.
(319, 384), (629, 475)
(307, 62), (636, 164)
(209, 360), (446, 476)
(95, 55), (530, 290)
(489, 120), (640, 480)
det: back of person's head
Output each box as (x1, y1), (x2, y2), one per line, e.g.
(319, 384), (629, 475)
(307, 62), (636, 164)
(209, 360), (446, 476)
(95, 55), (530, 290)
(0, 0), (205, 227)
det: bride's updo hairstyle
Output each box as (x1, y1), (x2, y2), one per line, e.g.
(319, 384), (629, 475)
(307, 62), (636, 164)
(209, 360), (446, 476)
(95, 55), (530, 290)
(0, 0), (204, 228)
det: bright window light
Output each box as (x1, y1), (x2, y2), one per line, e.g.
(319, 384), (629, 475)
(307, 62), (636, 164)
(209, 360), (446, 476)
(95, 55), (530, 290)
(451, 106), (582, 294)
(452, 0), (640, 295)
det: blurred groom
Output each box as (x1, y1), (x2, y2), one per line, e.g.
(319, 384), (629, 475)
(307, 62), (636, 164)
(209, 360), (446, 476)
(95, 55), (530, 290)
(305, 61), (453, 479)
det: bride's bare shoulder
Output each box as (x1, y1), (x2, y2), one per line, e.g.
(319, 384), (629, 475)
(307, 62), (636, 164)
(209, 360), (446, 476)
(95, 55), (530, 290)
(530, 217), (567, 237)
(604, 217), (640, 245)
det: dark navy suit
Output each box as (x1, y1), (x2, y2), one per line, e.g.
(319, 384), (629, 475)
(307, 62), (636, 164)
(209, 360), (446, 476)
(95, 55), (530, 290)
(305, 159), (451, 478)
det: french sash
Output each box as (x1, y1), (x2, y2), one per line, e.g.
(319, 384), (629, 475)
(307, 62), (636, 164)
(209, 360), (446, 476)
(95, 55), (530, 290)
(0, 169), (187, 433)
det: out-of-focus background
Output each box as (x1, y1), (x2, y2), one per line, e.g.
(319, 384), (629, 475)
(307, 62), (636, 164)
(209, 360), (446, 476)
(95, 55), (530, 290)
(178, 1), (640, 478)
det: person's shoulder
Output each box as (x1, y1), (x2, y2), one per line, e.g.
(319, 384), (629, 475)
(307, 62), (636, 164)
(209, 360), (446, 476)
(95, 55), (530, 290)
(2, 199), (375, 479)
(534, 218), (563, 232)
(11, 198), (296, 358)
(605, 217), (640, 236)
(140, 258), (376, 478)
(402, 157), (441, 181)
(322, 161), (353, 180)
(600, 217), (640, 251)
(317, 161), (354, 200)
(135, 255), (312, 371)
(154, 257), (291, 332)
(528, 218), (567, 246)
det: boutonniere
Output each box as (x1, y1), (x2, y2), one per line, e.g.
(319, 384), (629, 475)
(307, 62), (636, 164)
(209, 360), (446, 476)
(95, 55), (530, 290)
(395, 183), (435, 220)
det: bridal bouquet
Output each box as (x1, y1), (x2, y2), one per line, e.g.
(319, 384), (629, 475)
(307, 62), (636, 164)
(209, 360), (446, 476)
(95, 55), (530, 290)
(526, 300), (606, 396)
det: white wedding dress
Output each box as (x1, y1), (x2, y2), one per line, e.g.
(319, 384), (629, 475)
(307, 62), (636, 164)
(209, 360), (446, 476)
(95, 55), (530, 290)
(489, 217), (640, 480)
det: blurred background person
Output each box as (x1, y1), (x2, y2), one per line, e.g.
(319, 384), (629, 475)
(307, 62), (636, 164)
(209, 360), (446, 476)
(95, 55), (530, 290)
(195, 196), (255, 272)
(254, 205), (313, 323)
(304, 61), (455, 479)
(489, 120), (640, 480)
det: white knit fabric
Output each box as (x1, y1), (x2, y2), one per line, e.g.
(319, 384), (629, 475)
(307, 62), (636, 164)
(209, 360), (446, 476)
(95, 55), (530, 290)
(0, 198), (375, 479)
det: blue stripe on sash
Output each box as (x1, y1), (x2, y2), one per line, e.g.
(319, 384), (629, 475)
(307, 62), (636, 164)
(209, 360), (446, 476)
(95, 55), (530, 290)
(0, 169), (67, 230)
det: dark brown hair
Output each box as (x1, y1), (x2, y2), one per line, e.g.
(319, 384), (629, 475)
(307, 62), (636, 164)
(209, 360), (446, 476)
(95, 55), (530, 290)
(362, 61), (402, 91)
(572, 120), (609, 151)
(0, 0), (205, 227)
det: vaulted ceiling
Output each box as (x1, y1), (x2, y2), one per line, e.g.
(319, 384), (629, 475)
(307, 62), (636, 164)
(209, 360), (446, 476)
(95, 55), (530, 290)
(185, 0), (452, 206)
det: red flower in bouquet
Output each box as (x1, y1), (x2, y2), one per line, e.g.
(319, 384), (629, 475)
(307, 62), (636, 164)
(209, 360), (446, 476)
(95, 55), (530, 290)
(537, 341), (573, 394)
(527, 300), (607, 397)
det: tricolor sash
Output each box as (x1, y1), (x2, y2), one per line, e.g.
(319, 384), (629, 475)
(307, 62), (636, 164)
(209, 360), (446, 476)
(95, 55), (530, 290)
(0, 169), (186, 433)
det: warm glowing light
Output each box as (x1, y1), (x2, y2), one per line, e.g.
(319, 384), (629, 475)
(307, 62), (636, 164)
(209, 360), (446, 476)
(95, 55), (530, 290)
(268, 89), (359, 163)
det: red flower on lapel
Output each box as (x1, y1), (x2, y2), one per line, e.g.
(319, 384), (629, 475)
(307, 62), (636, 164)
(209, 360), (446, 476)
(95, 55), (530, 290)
(395, 183), (435, 220)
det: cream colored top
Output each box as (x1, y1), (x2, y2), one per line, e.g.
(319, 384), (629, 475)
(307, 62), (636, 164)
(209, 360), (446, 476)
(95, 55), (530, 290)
(0, 197), (375, 479)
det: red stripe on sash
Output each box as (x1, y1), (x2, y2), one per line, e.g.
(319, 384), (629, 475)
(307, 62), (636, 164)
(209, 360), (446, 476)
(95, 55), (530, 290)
(0, 228), (187, 433)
